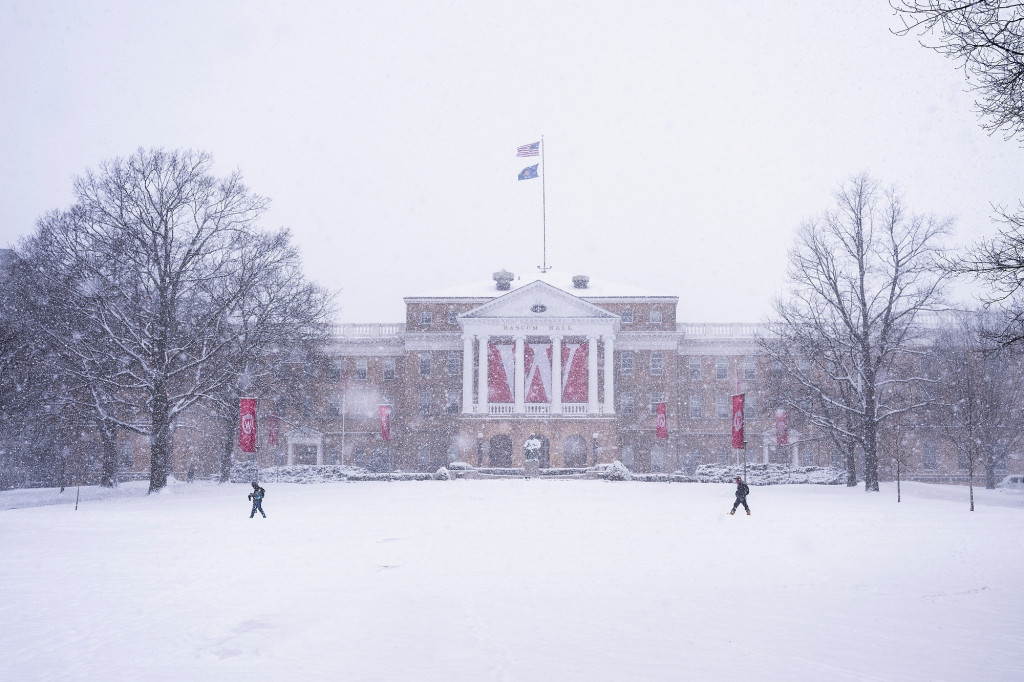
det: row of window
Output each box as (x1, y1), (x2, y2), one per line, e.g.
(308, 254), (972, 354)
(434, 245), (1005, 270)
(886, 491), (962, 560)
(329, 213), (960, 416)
(331, 353), (464, 381)
(617, 394), (758, 418)
(618, 353), (759, 380)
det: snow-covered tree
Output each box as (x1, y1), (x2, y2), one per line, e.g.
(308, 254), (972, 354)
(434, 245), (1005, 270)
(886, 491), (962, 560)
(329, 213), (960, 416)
(18, 148), (332, 492)
(932, 311), (1024, 501)
(762, 174), (949, 491)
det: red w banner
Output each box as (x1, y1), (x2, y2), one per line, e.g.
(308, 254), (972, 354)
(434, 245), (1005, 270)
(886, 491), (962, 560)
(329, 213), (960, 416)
(656, 402), (668, 439)
(267, 412), (279, 446)
(239, 398), (257, 453)
(488, 341), (589, 403)
(379, 404), (392, 441)
(776, 409), (788, 445)
(731, 394), (745, 449)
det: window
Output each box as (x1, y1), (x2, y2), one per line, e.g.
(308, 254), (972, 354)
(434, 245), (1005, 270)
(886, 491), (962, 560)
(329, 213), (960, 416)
(689, 357), (701, 380)
(419, 353), (431, 376)
(620, 310), (634, 324)
(771, 357), (783, 374)
(445, 390), (460, 414)
(743, 357), (756, 381)
(921, 354), (934, 374)
(650, 393), (667, 415)
(119, 440), (133, 468)
(327, 448), (340, 465)
(716, 358), (728, 380)
(620, 392), (635, 415)
(418, 390), (431, 415)
(417, 444), (432, 466)
(448, 310), (458, 325)
(798, 356), (812, 373)
(957, 445), (969, 471)
(355, 358), (368, 381)
(745, 394), (756, 417)
(689, 396), (703, 419)
(649, 308), (663, 325)
(717, 396), (730, 419)
(717, 446), (731, 465)
(328, 397), (341, 419)
(420, 310), (433, 325)
(650, 352), (664, 376)
(382, 357), (395, 381)
(446, 352), (460, 375)
(328, 361), (341, 380)
(620, 351), (634, 376)
(923, 442), (938, 470)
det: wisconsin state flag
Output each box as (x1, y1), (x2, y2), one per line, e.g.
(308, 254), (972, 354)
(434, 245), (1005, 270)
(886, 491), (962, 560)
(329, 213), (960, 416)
(518, 164), (539, 180)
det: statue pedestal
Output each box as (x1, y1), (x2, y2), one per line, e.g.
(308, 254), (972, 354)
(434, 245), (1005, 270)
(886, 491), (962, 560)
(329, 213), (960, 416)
(524, 460), (540, 479)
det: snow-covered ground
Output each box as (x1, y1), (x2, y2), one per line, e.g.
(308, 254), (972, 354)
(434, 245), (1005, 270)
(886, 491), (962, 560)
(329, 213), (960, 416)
(1, 479), (1022, 681)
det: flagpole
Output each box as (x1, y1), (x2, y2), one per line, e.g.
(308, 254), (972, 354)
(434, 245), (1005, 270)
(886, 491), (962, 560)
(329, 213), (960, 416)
(540, 135), (549, 273)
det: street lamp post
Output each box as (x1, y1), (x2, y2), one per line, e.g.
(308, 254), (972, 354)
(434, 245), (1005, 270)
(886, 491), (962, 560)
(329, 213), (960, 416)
(592, 433), (600, 467)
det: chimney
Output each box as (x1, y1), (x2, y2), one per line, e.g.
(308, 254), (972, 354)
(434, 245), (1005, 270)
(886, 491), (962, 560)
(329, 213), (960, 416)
(572, 275), (589, 289)
(493, 269), (515, 291)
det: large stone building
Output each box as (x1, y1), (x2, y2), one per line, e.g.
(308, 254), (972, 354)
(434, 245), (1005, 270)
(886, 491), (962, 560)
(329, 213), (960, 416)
(269, 269), (797, 474)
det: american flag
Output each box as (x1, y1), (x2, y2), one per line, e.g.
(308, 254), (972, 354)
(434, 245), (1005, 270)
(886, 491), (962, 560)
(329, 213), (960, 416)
(516, 141), (540, 157)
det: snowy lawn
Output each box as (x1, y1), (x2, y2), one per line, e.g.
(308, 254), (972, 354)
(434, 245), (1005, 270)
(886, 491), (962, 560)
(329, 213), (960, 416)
(1, 479), (1022, 681)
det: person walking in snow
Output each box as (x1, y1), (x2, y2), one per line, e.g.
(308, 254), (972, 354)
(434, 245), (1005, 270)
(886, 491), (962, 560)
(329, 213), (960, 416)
(730, 475), (750, 515)
(248, 481), (266, 518)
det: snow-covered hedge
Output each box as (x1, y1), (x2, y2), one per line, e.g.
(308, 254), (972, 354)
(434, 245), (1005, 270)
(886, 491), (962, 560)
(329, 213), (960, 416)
(230, 464), (437, 484)
(594, 460), (632, 481)
(447, 461), (474, 470)
(631, 473), (698, 483)
(694, 463), (846, 485)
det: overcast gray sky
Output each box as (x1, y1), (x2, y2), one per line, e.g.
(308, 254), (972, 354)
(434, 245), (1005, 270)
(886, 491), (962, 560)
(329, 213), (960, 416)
(2, 1), (1021, 322)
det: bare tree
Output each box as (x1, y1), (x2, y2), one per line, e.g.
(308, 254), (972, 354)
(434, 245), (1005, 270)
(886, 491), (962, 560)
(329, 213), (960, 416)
(892, 1), (1024, 142)
(762, 174), (950, 491)
(18, 148), (331, 492)
(933, 311), (1024, 501)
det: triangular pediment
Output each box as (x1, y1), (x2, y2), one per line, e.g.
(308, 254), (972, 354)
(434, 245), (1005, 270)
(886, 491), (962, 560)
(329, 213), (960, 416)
(459, 280), (618, 321)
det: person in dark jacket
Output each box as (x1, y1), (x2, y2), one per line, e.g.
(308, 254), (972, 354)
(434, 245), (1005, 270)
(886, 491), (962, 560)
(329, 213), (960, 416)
(730, 475), (750, 515)
(248, 482), (266, 518)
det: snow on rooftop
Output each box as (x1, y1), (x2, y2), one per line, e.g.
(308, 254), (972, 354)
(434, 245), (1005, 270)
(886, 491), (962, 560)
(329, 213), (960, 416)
(410, 268), (676, 299)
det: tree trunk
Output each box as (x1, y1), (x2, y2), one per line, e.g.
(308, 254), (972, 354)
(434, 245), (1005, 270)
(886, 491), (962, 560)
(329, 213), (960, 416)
(149, 390), (172, 492)
(863, 421), (880, 491)
(219, 405), (238, 483)
(984, 459), (997, 489)
(98, 420), (118, 488)
(845, 448), (857, 487)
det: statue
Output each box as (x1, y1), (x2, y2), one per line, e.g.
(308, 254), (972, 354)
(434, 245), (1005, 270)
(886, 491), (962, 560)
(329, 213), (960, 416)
(524, 433), (542, 461)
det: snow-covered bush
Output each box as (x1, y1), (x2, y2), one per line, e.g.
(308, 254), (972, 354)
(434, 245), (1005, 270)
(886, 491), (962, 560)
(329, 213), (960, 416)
(598, 460), (632, 481)
(434, 467), (451, 480)
(694, 463), (846, 485)
(228, 461), (260, 483)
(447, 461), (474, 470)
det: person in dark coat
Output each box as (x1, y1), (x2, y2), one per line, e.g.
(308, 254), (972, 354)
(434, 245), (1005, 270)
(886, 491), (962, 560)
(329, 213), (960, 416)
(248, 482), (266, 518)
(730, 475), (750, 515)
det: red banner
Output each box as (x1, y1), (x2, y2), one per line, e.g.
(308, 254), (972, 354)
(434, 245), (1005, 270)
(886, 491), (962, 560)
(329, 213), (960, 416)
(731, 394), (744, 449)
(487, 342), (514, 403)
(239, 398), (257, 453)
(776, 409), (788, 446)
(267, 412), (279, 446)
(379, 404), (392, 441)
(561, 341), (588, 403)
(656, 402), (668, 439)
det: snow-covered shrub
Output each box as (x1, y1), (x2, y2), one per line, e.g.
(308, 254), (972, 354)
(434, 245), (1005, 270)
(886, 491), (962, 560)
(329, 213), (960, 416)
(447, 461), (474, 470)
(434, 467), (451, 480)
(694, 463), (846, 485)
(228, 461), (260, 483)
(598, 460), (632, 481)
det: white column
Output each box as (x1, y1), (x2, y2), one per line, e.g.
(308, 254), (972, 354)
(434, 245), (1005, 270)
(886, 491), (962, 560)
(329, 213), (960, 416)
(287, 442), (294, 466)
(792, 441), (800, 467)
(316, 441), (323, 465)
(551, 335), (563, 414)
(462, 334), (474, 414)
(477, 335), (488, 414)
(602, 333), (615, 414)
(587, 334), (599, 413)
(514, 336), (525, 413)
